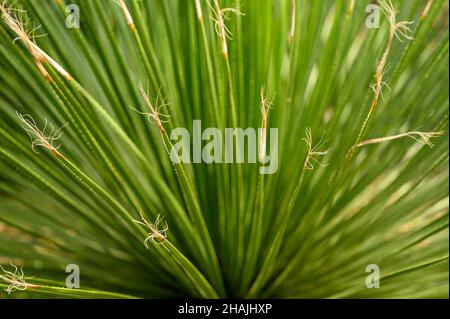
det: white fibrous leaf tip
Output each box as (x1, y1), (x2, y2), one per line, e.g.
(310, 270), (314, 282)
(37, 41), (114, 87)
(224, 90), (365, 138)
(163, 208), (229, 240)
(17, 112), (68, 157)
(0, 3), (46, 61)
(1, 3), (72, 80)
(134, 212), (168, 248)
(133, 83), (170, 132)
(209, 0), (244, 58)
(258, 87), (274, 164)
(379, 0), (414, 42)
(303, 127), (329, 170)
(357, 131), (445, 148)
(0, 262), (38, 294)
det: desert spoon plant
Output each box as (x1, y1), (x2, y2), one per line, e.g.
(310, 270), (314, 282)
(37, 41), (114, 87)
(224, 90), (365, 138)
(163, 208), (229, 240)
(0, 0), (448, 298)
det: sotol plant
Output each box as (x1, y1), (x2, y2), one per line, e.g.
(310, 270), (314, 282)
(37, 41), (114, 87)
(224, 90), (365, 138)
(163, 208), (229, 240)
(0, 0), (448, 298)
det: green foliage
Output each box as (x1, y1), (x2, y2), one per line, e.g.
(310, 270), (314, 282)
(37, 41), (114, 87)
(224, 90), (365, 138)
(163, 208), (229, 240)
(0, 0), (448, 298)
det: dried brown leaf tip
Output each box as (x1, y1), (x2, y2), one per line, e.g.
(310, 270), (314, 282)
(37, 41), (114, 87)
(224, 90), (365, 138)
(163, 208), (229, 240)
(258, 87), (274, 164)
(0, 2), (46, 62)
(195, 0), (203, 22)
(421, 0), (433, 20)
(116, 0), (135, 31)
(0, 262), (39, 294)
(1, 2), (71, 80)
(348, 0), (355, 15)
(209, 0), (244, 59)
(289, 0), (296, 44)
(17, 112), (68, 158)
(357, 131), (445, 148)
(259, 87), (274, 128)
(369, 0), (414, 113)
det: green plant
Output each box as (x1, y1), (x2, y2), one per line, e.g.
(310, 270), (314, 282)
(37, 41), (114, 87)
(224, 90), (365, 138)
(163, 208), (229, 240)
(0, 0), (448, 298)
